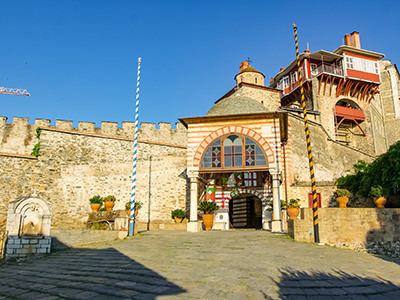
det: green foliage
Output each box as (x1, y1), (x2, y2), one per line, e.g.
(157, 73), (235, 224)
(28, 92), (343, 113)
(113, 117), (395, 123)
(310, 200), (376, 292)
(266, 200), (288, 211)
(126, 201), (143, 210)
(134, 201), (143, 210)
(171, 209), (186, 219)
(335, 189), (352, 198)
(92, 222), (101, 230)
(31, 142), (40, 157)
(35, 127), (42, 139)
(336, 141), (400, 199)
(31, 127), (42, 157)
(198, 201), (219, 214)
(288, 198), (301, 208)
(89, 195), (103, 204)
(103, 195), (116, 202)
(369, 185), (384, 198)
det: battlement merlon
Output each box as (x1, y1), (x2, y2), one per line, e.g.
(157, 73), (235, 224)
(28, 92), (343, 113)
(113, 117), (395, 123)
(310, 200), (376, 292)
(0, 116), (188, 147)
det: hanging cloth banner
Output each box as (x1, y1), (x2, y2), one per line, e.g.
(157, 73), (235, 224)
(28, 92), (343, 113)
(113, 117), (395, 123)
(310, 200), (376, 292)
(206, 187), (215, 201)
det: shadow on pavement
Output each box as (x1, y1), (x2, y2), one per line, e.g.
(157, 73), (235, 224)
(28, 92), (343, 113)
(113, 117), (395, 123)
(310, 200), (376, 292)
(0, 237), (186, 300)
(264, 268), (400, 299)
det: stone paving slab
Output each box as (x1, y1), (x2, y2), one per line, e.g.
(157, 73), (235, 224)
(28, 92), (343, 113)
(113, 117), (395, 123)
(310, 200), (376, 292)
(1, 230), (400, 299)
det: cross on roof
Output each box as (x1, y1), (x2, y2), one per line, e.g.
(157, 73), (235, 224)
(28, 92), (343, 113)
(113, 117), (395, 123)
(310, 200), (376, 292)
(246, 57), (253, 64)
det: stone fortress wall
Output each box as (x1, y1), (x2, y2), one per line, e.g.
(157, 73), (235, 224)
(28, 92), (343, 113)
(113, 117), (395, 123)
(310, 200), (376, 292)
(0, 116), (188, 230)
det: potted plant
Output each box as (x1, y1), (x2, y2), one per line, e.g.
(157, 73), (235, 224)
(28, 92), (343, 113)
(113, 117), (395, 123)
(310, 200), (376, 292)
(335, 189), (351, 207)
(198, 201), (219, 231)
(171, 209), (186, 223)
(287, 198), (301, 220)
(266, 200), (287, 220)
(369, 185), (386, 208)
(125, 200), (143, 218)
(125, 201), (131, 216)
(103, 195), (116, 211)
(89, 195), (103, 212)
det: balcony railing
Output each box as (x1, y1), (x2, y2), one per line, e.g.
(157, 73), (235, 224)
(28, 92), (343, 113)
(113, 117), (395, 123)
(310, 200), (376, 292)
(311, 63), (343, 77)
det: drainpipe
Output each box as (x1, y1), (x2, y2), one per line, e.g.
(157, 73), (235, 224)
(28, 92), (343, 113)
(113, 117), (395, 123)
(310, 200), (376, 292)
(282, 141), (288, 203)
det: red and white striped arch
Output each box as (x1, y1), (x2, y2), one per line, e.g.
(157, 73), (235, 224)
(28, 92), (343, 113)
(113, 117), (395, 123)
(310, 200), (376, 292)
(190, 125), (277, 170)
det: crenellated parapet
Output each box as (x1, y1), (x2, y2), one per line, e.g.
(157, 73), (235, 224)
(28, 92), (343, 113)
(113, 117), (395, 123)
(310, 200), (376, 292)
(0, 116), (187, 155)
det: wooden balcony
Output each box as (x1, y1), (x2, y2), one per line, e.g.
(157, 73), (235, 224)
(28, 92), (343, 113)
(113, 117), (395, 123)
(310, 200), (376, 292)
(311, 63), (344, 77)
(335, 105), (365, 121)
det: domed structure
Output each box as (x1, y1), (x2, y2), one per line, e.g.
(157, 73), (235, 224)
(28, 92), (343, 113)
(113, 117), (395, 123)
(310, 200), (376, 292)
(234, 61), (265, 86)
(206, 94), (269, 116)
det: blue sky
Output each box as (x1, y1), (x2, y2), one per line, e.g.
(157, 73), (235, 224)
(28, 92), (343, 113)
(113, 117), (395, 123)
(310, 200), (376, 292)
(1, 0), (399, 128)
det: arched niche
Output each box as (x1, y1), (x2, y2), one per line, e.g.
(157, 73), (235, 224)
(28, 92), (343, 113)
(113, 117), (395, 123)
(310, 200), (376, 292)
(6, 194), (52, 237)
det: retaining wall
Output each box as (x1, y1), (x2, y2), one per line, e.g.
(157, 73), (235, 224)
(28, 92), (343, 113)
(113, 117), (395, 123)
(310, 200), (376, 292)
(288, 208), (400, 257)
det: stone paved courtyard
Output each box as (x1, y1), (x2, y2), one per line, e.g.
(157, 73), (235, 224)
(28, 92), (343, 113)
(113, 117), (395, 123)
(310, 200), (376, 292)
(1, 230), (400, 299)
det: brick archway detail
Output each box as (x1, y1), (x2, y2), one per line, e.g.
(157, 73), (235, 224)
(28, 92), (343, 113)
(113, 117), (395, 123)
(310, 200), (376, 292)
(192, 126), (276, 168)
(231, 189), (269, 204)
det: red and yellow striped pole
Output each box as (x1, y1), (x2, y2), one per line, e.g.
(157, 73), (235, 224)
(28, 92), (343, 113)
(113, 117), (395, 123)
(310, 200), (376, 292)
(292, 24), (320, 243)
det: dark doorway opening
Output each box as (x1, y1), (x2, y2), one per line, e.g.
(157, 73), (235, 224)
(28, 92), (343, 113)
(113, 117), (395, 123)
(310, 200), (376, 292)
(229, 194), (262, 229)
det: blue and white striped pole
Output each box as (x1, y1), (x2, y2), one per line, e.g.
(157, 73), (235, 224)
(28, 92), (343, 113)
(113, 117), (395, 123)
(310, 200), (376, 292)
(130, 57), (141, 236)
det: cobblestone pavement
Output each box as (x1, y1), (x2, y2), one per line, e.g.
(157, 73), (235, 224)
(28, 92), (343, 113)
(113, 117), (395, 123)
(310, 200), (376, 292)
(1, 230), (400, 299)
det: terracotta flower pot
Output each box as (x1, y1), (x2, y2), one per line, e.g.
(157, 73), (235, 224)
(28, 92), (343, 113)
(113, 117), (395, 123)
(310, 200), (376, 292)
(374, 197), (386, 208)
(287, 207), (300, 220)
(174, 216), (183, 223)
(202, 214), (214, 231)
(90, 203), (101, 213)
(104, 201), (115, 211)
(126, 208), (139, 217)
(336, 196), (349, 208)
(271, 213), (284, 220)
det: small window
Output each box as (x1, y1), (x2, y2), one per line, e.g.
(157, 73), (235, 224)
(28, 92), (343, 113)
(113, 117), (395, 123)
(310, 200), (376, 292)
(283, 76), (289, 88)
(346, 57), (354, 69)
(255, 77), (257, 84)
(291, 72), (298, 83)
(374, 62), (379, 74)
(311, 63), (318, 76)
(277, 79), (283, 89)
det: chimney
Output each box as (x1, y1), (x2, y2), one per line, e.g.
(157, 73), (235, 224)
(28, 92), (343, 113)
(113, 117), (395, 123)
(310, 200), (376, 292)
(280, 67), (284, 72)
(239, 61), (250, 72)
(351, 31), (361, 49)
(304, 49), (310, 54)
(344, 34), (351, 46)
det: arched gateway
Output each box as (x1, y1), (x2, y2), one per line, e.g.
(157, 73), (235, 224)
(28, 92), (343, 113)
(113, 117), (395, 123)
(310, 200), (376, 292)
(179, 61), (289, 233)
(197, 132), (274, 229)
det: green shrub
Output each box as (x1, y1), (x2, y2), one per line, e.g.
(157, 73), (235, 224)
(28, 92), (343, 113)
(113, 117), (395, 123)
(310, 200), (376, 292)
(288, 198), (300, 208)
(134, 201), (143, 210)
(369, 185), (384, 198)
(266, 200), (288, 211)
(336, 142), (400, 199)
(198, 201), (219, 214)
(31, 142), (40, 157)
(335, 189), (351, 198)
(103, 195), (116, 202)
(89, 195), (103, 204)
(171, 209), (186, 219)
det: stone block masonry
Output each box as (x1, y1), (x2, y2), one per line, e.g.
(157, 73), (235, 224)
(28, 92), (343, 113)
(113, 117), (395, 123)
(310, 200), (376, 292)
(288, 208), (400, 257)
(0, 116), (187, 156)
(6, 236), (51, 258)
(0, 118), (188, 230)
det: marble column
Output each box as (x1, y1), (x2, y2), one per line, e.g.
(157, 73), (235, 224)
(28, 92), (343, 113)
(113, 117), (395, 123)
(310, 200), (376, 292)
(187, 171), (201, 232)
(271, 171), (283, 233)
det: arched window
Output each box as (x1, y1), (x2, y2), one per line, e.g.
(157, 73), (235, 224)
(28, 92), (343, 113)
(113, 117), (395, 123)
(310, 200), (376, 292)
(201, 134), (267, 169)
